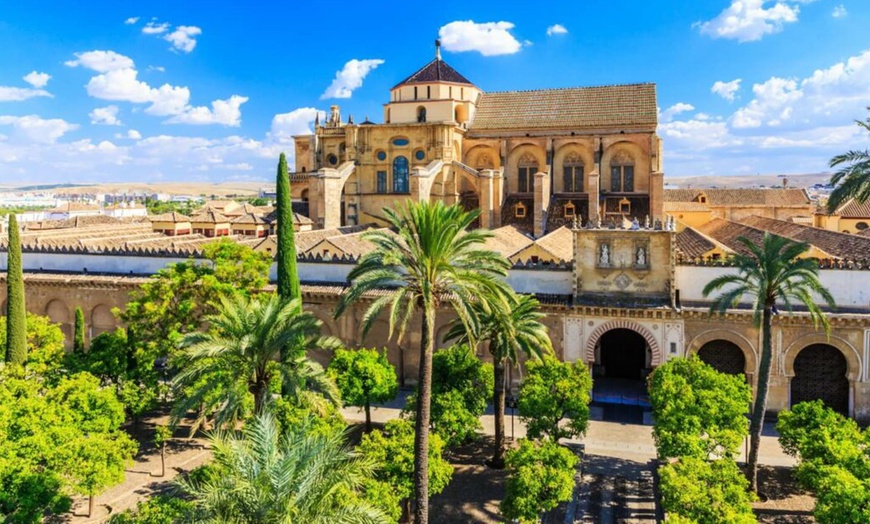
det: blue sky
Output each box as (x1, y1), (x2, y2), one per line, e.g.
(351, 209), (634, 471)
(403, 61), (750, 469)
(1, 0), (869, 184)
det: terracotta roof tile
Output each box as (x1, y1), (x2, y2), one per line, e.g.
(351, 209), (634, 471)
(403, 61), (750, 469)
(675, 227), (717, 258)
(834, 199), (870, 218)
(393, 58), (474, 88)
(230, 212), (270, 225)
(534, 226), (574, 262)
(148, 212), (191, 223)
(189, 210), (230, 223)
(483, 225), (534, 258)
(294, 224), (374, 253)
(739, 215), (870, 259)
(664, 188), (811, 207)
(695, 219), (771, 256)
(470, 83), (657, 132)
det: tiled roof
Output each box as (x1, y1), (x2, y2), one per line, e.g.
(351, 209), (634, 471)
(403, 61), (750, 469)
(834, 199), (870, 218)
(534, 226), (574, 262)
(189, 210), (230, 224)
(149, 212), (191, 223)
(664, 201), (711, 213)
(664, 188), (811, 207)
(675, 227), (718, 258)
(264, 210), (315, 225)
(314, 230), (384, 259)
(483, 225), (534, 258)
(23, 215), (123, 230)
(695, 219), (776, 256)
(470, 83), (657, 132)
(231, 212), (270, 225)
(739, 215), (870, 259)
(294, 224), (374, 253)
(393, 58), (474, 88)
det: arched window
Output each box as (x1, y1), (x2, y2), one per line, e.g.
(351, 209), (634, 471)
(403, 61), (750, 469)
(393, 156), (409, 193)
(563, 152), (584, 192)
(517, 153), (538, 193)
(610, 151), (634, 192)
(417, 106), (427, 123)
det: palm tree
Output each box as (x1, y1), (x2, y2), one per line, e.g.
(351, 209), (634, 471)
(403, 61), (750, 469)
(335, 200), (511, 524)
(703, 233), (834, 493)
(179, 411), (389, 523)
(826, 107), (870, 213)
(445, 292), (551, 468)
(172, 293), (341, 433)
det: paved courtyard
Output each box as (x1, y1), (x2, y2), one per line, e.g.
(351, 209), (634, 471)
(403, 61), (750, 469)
(63, 398), (797, 522)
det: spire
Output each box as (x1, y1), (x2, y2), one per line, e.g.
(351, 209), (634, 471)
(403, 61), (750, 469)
(435, 38), (441, 61)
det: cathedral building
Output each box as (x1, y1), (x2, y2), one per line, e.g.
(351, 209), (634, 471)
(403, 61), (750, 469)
(293, 42), (663, 237)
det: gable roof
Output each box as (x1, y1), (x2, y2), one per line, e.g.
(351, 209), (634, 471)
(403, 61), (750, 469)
(149, 212), (191, 223)
(483, 225), (535, 258)
(231, 212), (270, 225)
(664, 188), (811, 207)
(393, 58), (474, 88)
(834, 198), (870, 218)
(189, 210), (230, 224)
(534, 226), (574, 262)
(695, 219), (781, 256)
(470, 83), (658, 132)
(675, 227), (721, 258)
(739, 215), (870, 259)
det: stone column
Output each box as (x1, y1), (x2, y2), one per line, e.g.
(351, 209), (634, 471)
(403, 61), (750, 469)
(533, 171), (550, 238)
(478, 170), (494, 229)
(650, 171), (664, 222)
(312, 169), (345, 230)
(587, 170), (600, 225)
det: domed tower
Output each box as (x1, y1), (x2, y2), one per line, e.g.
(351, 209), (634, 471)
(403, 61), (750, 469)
(384, 40), (481, 126)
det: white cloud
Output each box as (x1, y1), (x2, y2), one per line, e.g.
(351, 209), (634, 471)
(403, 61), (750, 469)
(662, 47), (870, 176)
(438, 21), (523, 56)
(164, 25), (202, 53)
(659, 103), (695, 122)
(65, 50), (134, 72)
(124, 17), (139, 25)
(546, 24), (568, 36)
(147, 65), (166, 73)
(67, 50), (246, 125)
(268, 107), (324, 142)
(89, 105), (122, 126)
(23, 71), (50, 89)
(165, 95), (248, 126)
(0, 115), (78, 143)
(142, 21), (170, 34)
(697, 0), (802, 43)
(832, 4), (847, 18)
(114, 129), (142, 140)
(712, 79), (742, 101)
(0, 86), (51, 102)
(320, 59), (384, 99)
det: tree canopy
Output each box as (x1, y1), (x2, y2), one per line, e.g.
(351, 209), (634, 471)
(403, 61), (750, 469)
(517, 355), (592, 442)
(328, 348), (397, 431)
(649, 356), (750, 459)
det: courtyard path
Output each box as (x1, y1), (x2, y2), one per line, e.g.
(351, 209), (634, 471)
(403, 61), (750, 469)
(63, 402), (796, 522)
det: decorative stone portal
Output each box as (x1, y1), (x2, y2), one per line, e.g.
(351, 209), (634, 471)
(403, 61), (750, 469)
(598, 329), (648, 379)
(590, 327), (652, 424)
(791, 344), (850, 416)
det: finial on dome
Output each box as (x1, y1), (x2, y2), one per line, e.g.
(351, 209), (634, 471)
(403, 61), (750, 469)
(435, 39), (441, 60)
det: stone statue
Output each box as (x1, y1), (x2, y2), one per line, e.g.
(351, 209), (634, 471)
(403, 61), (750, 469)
(600, 244), (610, 266)
(636, 247), (646, 266)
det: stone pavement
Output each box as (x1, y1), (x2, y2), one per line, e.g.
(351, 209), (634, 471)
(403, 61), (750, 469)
(343, 403), (797, 468)
(62, 401), (795, 523)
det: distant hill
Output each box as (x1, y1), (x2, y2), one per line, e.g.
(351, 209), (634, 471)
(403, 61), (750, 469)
(665, 173), (831, 189)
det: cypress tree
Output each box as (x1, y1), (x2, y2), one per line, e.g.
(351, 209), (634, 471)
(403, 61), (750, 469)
(74, 306), (86, 353)
(6, 214), (27, 364)
(276, 153), (301, 301)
